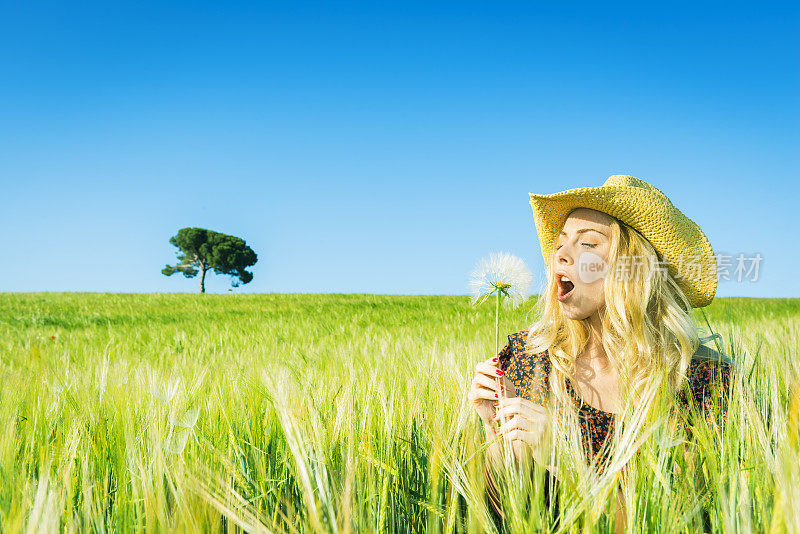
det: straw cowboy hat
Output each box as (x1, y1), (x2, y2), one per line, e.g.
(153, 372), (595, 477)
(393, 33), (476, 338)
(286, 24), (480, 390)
(529, 174), (717, 308)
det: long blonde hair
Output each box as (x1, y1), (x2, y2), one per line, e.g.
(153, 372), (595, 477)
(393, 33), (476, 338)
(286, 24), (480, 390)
(525, 212), (703, 481)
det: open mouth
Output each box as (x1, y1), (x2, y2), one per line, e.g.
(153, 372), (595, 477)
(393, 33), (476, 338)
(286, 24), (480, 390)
(556, 273), (575, 301)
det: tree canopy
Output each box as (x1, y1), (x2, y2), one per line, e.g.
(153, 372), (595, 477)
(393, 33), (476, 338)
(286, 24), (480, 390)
(162, 227), (257, 293)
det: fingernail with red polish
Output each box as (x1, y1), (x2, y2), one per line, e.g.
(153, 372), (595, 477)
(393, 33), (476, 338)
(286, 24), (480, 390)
(491, 357), (499, 363)
(494, 393), (498, 398)
(492, 401), (499, 407)
(495, 370), (504, 376)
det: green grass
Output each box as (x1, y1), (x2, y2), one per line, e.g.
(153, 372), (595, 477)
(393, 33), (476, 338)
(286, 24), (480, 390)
(1, 293), (798, 532)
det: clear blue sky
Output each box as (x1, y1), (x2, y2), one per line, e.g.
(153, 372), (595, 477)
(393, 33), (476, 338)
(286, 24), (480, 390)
(1, 1), (797, 297)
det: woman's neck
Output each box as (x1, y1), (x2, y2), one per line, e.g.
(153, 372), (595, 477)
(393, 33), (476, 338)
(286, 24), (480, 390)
(582, 309), (611, 368)
(574, 308), (621, 413)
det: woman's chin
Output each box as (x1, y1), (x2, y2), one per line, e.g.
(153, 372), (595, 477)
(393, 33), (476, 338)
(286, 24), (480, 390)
(558, 302), (577, 318)
(559, 301), (592, 321)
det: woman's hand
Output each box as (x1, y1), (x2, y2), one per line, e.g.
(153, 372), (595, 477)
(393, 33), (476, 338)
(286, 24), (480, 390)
(467, 356), (508, 426)
(493, 397), (551, 465)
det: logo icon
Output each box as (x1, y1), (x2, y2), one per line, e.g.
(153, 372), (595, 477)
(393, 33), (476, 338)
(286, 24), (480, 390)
(577, 251), (608, 283)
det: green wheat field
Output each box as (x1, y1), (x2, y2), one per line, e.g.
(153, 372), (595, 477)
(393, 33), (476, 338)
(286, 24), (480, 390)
(2, 293), (799, 533)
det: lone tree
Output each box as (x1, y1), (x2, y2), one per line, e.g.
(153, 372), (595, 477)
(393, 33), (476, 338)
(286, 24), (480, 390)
(162, 227), (257, 293)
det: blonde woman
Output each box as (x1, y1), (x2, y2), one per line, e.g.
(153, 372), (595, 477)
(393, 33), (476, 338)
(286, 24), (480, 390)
(467, 175), (733, 530)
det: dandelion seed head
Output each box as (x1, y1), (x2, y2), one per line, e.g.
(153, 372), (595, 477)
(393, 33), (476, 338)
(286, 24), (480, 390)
(170, 405), (201, 428)
(162, 427), (192, 455)
(149, 372), (181, 403)
(469, 252), (533, 309)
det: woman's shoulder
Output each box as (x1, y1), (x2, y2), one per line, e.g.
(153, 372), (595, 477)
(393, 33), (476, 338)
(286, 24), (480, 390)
(684, 342), (734, 404)
(497, 329), (550, 370)
(687, 343), (734, 381)
(680, 342), (735, 429)
(497, 329), (551, 402)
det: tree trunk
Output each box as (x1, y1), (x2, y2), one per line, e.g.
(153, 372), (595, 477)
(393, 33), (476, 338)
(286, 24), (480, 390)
(199, 266), (207, 294)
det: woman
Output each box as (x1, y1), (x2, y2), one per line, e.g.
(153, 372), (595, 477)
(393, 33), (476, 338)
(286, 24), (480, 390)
(468, 175), (733, 531)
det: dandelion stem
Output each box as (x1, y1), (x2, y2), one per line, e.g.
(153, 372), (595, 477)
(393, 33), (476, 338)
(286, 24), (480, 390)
(495, 289), (500, 354)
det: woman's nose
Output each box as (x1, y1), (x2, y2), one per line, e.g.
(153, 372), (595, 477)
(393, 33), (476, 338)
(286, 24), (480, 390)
(555, 244), (573, 265)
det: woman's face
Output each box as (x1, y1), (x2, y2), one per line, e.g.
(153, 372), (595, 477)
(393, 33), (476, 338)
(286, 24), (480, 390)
(553, 208), (613, 321)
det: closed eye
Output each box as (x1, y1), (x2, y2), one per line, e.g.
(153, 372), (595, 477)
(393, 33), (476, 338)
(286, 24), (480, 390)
(557, 243), (597, 250)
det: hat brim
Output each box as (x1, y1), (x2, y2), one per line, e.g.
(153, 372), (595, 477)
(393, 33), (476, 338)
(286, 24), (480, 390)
(529, 185), (717, 308)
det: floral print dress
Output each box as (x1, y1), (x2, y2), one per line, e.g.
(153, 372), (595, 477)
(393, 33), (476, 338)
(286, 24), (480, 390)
(496, 329), (733, 469)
